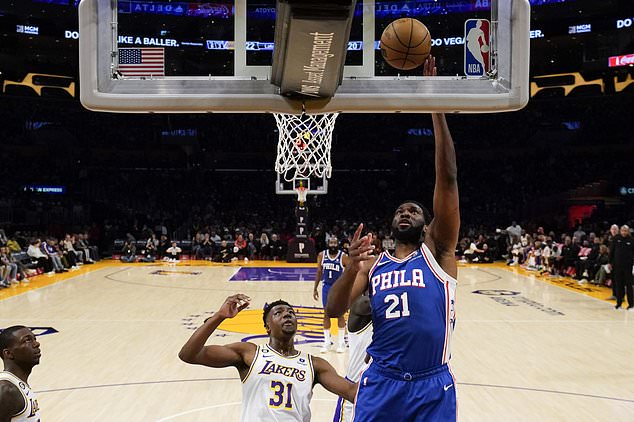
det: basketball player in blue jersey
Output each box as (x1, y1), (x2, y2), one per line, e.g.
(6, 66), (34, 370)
(313, 237), (349, 353)
(327, 55), (460, 422)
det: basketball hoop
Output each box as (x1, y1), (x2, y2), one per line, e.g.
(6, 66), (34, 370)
(274, 112), (339, 182)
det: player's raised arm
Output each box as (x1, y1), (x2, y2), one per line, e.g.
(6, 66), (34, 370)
(424, 56), (460, 278)
(312, 356), (358, 403)
(178, 294), (254, 372)
(326, 224), (375, 317)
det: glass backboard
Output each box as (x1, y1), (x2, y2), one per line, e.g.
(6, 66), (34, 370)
(78, 0), (530, 113)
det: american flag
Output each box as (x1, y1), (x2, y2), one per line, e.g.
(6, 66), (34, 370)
(118, 48), (165, 77)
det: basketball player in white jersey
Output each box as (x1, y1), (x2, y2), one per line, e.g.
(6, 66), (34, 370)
(179, 294), (358, 421)
(314, 237), (349, 353)
(0, 326), (41, 422)
(332, 294), (372, 422)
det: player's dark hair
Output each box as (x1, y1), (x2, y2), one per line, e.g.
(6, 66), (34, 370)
(262, 300), (293, 328)
(0, 325), (27, 354)
(396, 200), (432, 225)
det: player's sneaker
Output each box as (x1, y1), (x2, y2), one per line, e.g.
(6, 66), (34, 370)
(320, 344), (329, 353)
(336, 345), (345, 353)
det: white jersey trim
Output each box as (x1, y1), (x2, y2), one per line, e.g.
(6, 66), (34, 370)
(241, 344), (259, 383)
(349, 321), (372, 335)
(384, 249), (418, 263)
(420, 243), (458, 285)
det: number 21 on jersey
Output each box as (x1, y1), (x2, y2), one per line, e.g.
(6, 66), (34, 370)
(385, 292), (410, 319)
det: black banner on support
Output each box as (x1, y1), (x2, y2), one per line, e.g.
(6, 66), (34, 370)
(272, 0), (356, 99)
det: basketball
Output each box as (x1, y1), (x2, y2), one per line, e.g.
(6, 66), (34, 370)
(380, 18), (431, 70)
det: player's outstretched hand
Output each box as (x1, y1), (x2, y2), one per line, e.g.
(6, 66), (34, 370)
(217, 294), (251, 319)
(423, 54), (437, 77)
(313, 289), (319, 301)
(348, 224), (375, 272)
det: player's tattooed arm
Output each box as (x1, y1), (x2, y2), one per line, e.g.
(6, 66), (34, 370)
(0, 381), (25, 422)
(178, 294), (256, 378)
(326, 224), (376, 317)
(312, 356), (358, 403)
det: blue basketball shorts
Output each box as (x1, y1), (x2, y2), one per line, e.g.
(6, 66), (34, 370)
(352, 362), (456, 422)
(322, 284), (332, 308)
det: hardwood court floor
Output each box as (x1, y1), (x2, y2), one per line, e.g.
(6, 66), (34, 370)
(1, 260), (633, 421)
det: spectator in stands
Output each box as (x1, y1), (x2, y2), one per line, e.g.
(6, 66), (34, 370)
(593, 245), (610, 285)
(74, 234), (95, 264)
(199, 233), (214, 260)
(192, 232), (204, 259)
(27, 239), (52, 274)
(158, 234), (169, 258)
(369, 231), (382, 254)
(246, 233), (257, 261)
(81, 232), (100, 261)
(63, 234), (84, 264)
(214, 240), (233, 263)
(573, 225), (586, 243)
(234, 233), (248, 261)
(210, 230), (221, 243)
(382, 233), (395, 254)
(463, 239), (484, 263)
(0, 261), (8, 288)
(0, 229), (7, 246)
(270, 233), (285, 261)
(259, 232), (270, 259)
(557, 236), (579, 277)
(478, 243), (494, 263)
(0, 246), (18, 286)
(575, 238), (601, 283)
(58, 238), (79, 270)
(120, 239), (136, 263)
(506, 221), (522, 245)
(6, 235), (21, 253)
(610, 225), (634, 310)
(165, 241), (182, 262)
(41, 238), (66, 273)
(140, 237), (157, 262)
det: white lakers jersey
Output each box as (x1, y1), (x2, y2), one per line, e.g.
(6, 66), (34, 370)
(0, 371), (40, 422)
(346, 322), (373, 383)
(241, 344), (315, 422)
(337, 322), (372, 422)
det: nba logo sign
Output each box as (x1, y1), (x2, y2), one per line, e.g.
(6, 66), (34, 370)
(464, 19), (491, 77)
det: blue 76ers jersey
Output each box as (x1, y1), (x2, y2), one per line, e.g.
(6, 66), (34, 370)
(321, 250), (344, 287)
(367, 244), (457, 373)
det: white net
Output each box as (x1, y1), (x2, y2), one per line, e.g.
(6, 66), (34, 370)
(296, 186), (308, 204)
(274, 112), (339, 182)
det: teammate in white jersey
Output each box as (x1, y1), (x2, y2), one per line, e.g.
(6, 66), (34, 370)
(332, 294), (372, 422)
(0, 326), (41, 422)
(179, 294), (358, 421)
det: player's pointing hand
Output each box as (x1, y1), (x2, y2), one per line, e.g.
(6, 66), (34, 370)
(348, 224), (375, 271)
